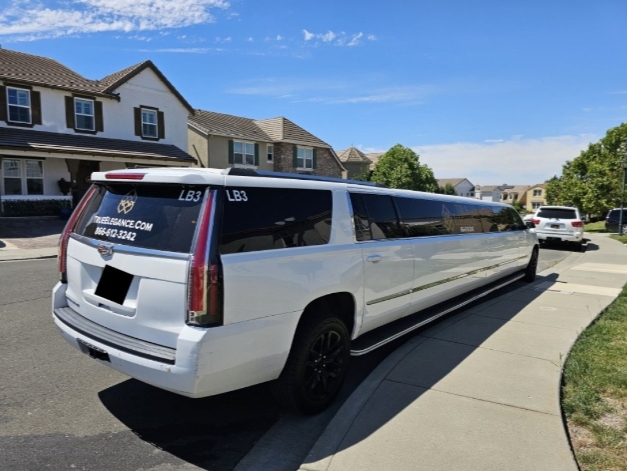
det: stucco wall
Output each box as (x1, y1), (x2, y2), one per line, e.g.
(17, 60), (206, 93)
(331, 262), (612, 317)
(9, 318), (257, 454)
(343, 161), (370, 179)
(0, 68), (189, 151)
(273, 143), (343, 178)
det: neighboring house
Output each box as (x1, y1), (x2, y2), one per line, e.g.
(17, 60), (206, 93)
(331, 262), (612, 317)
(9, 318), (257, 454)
(336, 147), (372, 178)
(500, 185), (530, 207)
(437, 178), (475, 197)
(524, 184), (547, 211)
(474, 185), (504, 202)
(366, 152), (385, 170)
(0, 48), (195, 214)
(188, 110), (346, 178)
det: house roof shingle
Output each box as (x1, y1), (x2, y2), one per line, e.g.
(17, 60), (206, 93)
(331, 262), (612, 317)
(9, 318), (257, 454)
(0, 49), (193, 113)
(336, 147), (372, 164)
(437, 178), (469, 188)
(189, 110), (332, 148)
(0, 127), (195, 163)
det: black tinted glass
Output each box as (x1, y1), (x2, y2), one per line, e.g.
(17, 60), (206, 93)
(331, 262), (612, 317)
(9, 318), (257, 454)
(484, 206), (522, 232)
(350, 193), (372, 241)
(361, 194), (402, 239)
(77, 183), (205, 253)
(220, 187), (332, 254)
(537, 208), (577, 219)
(608, 209), (625, 219)
(443, 202), (483, 235)
(395, 197), (452, 236)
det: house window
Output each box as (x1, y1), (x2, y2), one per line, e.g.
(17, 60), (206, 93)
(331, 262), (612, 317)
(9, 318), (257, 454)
(2, 159), (43, 195)
(75, 98), (94, 131)
(532, 202), (541, 210)
(141, 108), (158, 138)
(533, 189), (542, 197)
(297, 147), (313, 169)
(267, 144), (274, 162)
(7, 87), (31, 124)
(233, 141), (255, 166)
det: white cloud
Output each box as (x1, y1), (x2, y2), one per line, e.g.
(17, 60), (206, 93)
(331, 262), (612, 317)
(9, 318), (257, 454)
(320, 31), (335, 42)
(367, 34), (376, 41)
(301, 29), (371, 47)
(0, 0), (229, 40)
(414, 135), (595, 185)
(276, 34), (283, 41)
(347, 32), (363, 47)
(246, 37), (253, 42)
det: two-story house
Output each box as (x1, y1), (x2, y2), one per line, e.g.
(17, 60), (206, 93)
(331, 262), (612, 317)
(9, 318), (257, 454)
(437, 178), (475, 198)
(336, 146), (372, 178)
(500, 185), (530, 207)
(188, 110), (346, 178)
(0, 48), (195, 215)
(524, 184), (547, 211)
(474, 185), (504, 202)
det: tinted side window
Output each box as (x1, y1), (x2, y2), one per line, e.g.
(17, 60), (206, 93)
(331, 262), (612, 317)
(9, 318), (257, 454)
(443, 202), (483, 235)
(395, 197), (452, 236)
(349, 193), (372, 241)
(485, 206), (520, 232)
(220, 187), (332, 255)
(361, 194), (402, 240)
(507, 207), (525, 231)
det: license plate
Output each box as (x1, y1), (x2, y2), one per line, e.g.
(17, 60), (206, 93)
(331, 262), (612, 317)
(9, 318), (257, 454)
(77, 338), (110, 362)
(551, 224), (560, 229)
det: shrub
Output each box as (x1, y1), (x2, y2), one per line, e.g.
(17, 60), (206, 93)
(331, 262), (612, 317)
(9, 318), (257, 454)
(2, 199), (72, 217)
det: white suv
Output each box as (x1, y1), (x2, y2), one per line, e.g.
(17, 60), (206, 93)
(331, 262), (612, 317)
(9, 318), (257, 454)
(530, 205), (584, 250)
(52, 167), (538, 414)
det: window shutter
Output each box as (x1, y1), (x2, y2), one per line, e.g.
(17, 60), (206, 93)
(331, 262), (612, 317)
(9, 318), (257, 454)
(31, 91), (42, 125)
(134, 107), (142, 136)
(0, 86), (6, 122)
(254, 143), (259, 166)
(95, 101), (104, 132)
(65, 96), (75, 129)
(312, 148), (317, 169)
(157, 111), (165, 139)
(228, 140), (234, 164)
(292, 145), (298, 168)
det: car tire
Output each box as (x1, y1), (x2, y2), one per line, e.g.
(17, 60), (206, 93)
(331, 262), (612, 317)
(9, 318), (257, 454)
(523, 247), (539, 282)
(272, 313), (350, 415)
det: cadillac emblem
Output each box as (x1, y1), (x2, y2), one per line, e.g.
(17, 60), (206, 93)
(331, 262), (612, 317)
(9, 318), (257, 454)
(117, 189), (137, 214)
(97, 244), (114, 257)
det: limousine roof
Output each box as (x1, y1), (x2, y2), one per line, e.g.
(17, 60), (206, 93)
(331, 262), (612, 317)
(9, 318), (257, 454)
(94, 167), (511, 207)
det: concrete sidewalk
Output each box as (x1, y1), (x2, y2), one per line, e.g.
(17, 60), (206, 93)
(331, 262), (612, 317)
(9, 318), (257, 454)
(0, 217), (62, 261)
(300, 233), (627, 471)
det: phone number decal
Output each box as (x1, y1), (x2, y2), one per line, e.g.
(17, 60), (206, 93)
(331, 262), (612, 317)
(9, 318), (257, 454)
(94, 227), (137, 241)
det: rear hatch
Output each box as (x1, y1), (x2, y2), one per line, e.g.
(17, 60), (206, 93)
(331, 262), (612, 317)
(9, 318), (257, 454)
(64, 182), (207, 348)
(535, 207), (578, 236)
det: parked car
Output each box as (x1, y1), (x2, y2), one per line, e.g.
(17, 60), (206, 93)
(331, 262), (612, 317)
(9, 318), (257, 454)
(530, 205), (584, 250)
(52, 168), (539, 414)
(605, 208), (627, 233)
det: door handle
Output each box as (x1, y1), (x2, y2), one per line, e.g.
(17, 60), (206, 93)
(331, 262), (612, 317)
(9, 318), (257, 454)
(366, 254), (382, 263)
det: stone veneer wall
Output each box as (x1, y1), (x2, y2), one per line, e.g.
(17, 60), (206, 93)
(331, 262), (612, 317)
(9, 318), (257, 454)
(273, 143), (343, 178)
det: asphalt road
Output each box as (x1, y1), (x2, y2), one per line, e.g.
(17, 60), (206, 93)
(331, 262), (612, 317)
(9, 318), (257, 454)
(0, 246), (572, 471)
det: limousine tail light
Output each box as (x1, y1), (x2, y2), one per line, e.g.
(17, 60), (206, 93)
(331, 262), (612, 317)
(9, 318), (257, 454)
(571, 221), (584, 228)
(188, 190), (223, 327)
(58, 185), (98, 283)
(530, 218), (540, 225)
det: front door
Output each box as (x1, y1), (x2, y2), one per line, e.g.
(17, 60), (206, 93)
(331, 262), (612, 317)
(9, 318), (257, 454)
(74, 160), (100, 206)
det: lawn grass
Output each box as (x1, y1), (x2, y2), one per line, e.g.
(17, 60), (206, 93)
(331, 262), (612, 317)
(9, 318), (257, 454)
(585, 221), (608, 233)
(562, 285), (627, 470)
(611, 234), (627, 244)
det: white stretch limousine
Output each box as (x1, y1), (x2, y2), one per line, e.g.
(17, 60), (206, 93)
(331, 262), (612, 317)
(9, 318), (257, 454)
(52, 168), (539, 414)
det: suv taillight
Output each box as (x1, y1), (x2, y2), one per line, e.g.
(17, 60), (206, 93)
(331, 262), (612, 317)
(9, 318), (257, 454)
(188, 191), (223, 327)
(58, 185), (98, 283)
(530, 218), (540, 225)
(571, 221), (583, 228)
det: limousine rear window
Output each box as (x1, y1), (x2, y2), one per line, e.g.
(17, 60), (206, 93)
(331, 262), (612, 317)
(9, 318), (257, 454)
(219, 187), (333, 254)
(75, 183), (206, 253)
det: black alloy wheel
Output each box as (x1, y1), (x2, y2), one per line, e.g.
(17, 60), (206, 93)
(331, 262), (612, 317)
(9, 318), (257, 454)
(272, 315), (350, 415)
(523, 247), (539, 282)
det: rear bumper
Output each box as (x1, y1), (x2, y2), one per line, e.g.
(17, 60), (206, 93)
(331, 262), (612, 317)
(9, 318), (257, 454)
(535, 231), (583, 243)
(52, 282), (300, 398)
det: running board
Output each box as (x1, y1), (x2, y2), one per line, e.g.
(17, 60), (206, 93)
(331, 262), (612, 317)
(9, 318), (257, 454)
(350, 271), (526, 356)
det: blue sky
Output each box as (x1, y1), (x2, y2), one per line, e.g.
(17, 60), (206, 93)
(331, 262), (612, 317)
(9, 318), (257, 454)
(1, 0), (626, 185)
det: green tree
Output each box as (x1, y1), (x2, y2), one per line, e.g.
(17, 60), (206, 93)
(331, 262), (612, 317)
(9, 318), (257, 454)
(437, 183), (457, 195)
(352, 169), (373, 182)
(548, 122), (627, 215)
(371, 144), (438, 192)
(511, 200), (524, 213)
